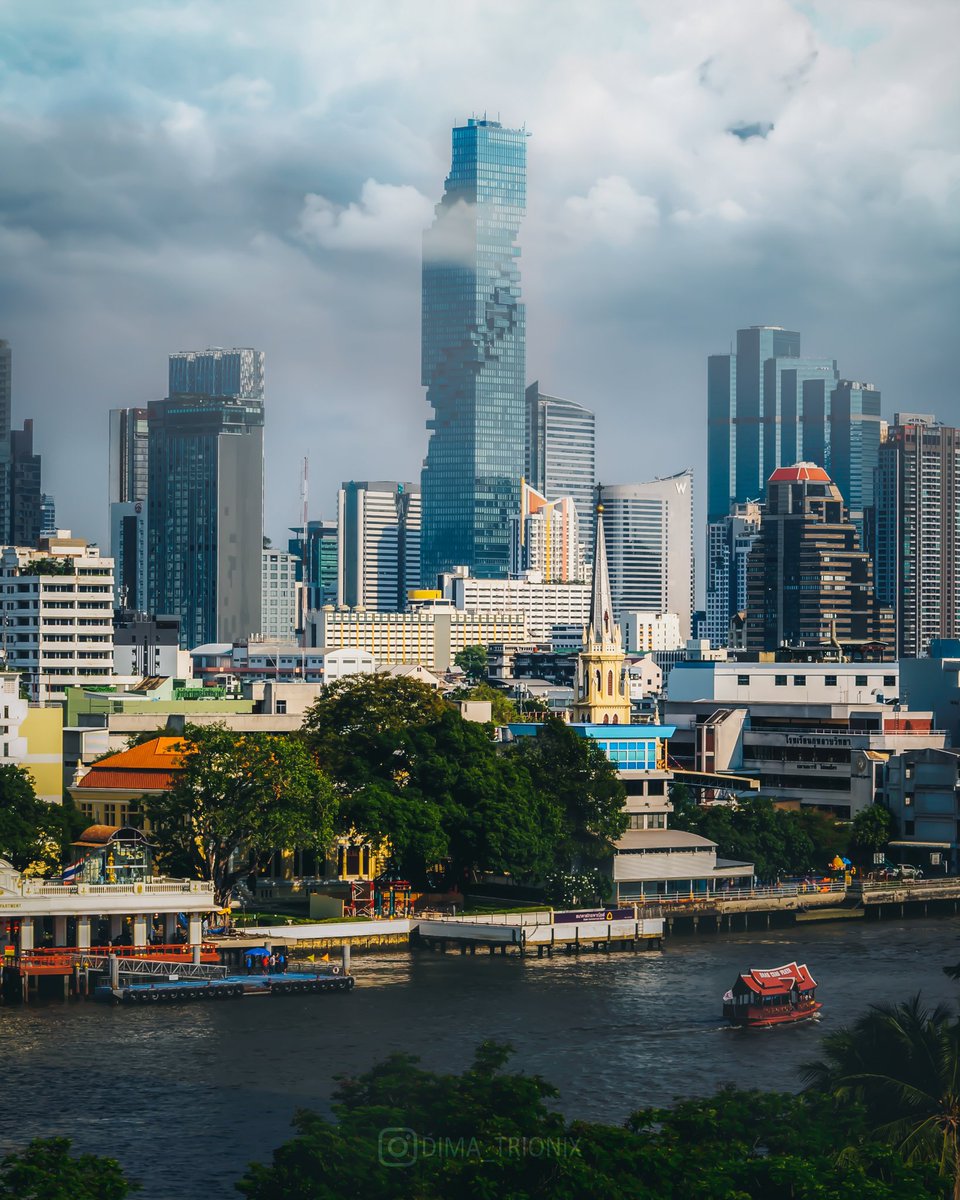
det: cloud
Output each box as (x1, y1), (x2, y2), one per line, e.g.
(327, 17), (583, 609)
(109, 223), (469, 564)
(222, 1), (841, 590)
(296, 179), (433, 255)
(563, 176), (659, 245)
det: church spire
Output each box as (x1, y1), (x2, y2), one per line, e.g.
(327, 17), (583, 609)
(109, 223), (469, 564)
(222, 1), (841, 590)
(587, 490), (619, 649)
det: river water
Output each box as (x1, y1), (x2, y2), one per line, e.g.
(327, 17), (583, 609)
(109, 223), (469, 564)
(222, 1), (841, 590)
(1, 917), (958, 1198)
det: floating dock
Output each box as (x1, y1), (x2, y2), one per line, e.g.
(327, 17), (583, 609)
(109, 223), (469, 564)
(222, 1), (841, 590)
(94, 969), (355, 1004)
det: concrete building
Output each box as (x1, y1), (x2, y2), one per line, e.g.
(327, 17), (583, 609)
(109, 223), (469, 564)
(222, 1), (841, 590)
(622, 612), (683, 654)
(828, 380), (882, 544)
(39, 494), (56, 538)
(744, 464), (893, 654)
(900, 640), (960, 748)
(0, 341), (10, 543)
(666, 659), (945, 817)
(108, 408), (150, 611)
(511, 482), (584, 582)
(337, 480), (420, 611)
(111, 610), (185, 679)
(705, 501), (762, 649)
(441, 566), (589, 642)
(600, 473), (694, 639)
(261, 548), (300, 642)
(0, 672), (63, 803)
(309, 604), (528, 671)
(882, 747), (959, 873)
(288, 519), (337, 613)
(188, 641), (378, 686)
(108, 407), (150, 507)
(9, 419), (42, 548)
(1, 533), (114, 703)
(147, 349), (264, 648)
(524, 382), (596, 557)
(875, 415), (960, 658)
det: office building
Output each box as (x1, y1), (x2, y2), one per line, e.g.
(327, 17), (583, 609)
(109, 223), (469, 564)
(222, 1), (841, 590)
(600, 472), (695, 639)
(881, 748), (959, 874)
(744, 464), (893, 653)
(0, 341), (10, 543)
(421, 117), (527, 582)
(40, 494), (56, 538)
(261, 548), (300, 641)
(310, 603), (527, 671)
(147, 348), (265, 648)
(707, 326), (839, 522)
(704, 501), (762, 649)
(112, 610), (184, 678)
(875, 415), (960, 658)
(9, 420), (42, 547)
(288, 519), (338, 613)
(108, 408), (149, 506)
(828, 380), (882, 542)
(622, 612), (683, 654)
(441, 565), (589, 641)
(666, 658), (941, 818)
(0, 532), (114, 703)
(110, 500), (147, 611)
(525, 382), (596, 556)
(510, 482), (584, 582)
(337, 481), (421, 611)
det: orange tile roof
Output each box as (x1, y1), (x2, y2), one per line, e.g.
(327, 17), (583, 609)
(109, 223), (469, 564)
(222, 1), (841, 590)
(768, 462), (831, 484)
(74, 769), (179, 793)
(87, 736), (186, 772)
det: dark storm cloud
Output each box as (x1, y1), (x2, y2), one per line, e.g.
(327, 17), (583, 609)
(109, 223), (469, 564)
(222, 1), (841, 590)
(0, 0), (957, 549)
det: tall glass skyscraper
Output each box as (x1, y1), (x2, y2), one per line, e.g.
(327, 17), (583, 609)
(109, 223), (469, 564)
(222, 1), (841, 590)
(420, 117), (527, 584)
(525, 381), (596, 560)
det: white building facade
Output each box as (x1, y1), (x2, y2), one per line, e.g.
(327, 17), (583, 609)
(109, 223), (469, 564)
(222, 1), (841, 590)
(261, 548), (301, 641)
(443, 568), (589, 642)
(622, 611), (683, 654)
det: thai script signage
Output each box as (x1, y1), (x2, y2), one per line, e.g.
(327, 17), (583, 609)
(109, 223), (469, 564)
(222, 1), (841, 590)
(554, 908), (634, 924)
(785, 735), (851, 748)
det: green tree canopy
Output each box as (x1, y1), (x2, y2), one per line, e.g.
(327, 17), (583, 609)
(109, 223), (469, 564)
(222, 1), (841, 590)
(447, 681), (519, 726)
(0, 763), (73, 874)
(236, 1042), (942, 1200)
(144, 725), (337, 906)
(453, 644), (488, 682)
(0, 1138), (137, 1199)
(804, 994), (960, 1200)
(851, 803), (895, 866)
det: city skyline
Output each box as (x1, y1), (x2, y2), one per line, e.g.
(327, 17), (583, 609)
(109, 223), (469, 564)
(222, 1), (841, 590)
(1, 2), (956, 554)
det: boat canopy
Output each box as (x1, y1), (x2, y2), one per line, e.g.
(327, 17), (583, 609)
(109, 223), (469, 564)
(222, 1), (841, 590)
(732, 962), (816, 998)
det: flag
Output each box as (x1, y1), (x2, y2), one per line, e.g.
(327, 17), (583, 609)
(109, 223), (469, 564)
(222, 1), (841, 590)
(306, 954), (315, 963)
(61, 861), (83, 884)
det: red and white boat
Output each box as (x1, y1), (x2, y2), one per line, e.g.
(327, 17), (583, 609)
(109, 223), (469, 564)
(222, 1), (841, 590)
(722, 962), (821, 1028)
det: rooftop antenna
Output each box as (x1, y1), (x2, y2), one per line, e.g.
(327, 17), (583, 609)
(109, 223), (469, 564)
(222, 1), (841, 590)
(300, 456), (310, 645)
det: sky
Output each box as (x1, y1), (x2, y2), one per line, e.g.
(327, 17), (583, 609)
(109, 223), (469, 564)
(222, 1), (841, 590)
(1, 0), (958, 555)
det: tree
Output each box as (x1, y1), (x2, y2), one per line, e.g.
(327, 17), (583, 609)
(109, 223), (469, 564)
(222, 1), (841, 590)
(804, 994), (960, 1200)
(0, 764), (71, 874)
(508, 718), (627, 869)
(671, 795), (825, 881)
(144, 725), (337, 906)
(236, 1042), (941, 1200)
(453, 644), (488, 683)
(851, 803), (894, 868)
(0, 1138), (137, 1199)
(447, 682), (519, 725)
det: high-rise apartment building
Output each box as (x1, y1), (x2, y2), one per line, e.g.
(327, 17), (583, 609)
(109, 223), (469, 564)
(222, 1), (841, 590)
(1, 532), (114, 703)
(744, 463), (893, 653)
(704, 500), (762, 649)
(421, 117), (527, 582)
(707, 326), (840, 521)
(261, 548), (301, 642)
(510, 482), (584, 582)
(39, 494), (56, 538)
(828, 380), (883, 543)
(600, 472), (695, 639)
(147, 349), (265, 648)
(337, 481), (421, 611)
(108, 408), (150, 610)
(525, 382), (596, 558)
(875, 415), (960, 658)
(9, 420), (42, 547)
(108, 408), (149, 506)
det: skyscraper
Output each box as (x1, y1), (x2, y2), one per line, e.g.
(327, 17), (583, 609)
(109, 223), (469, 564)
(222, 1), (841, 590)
(0, 340), (11, 543)
(875, 415), (960, 657)
(147, 348), (264, 648)
(108, 408), (149, 506)
(9, 420), (42, 547)
(525, 381), (596, 558)
(421, 117), (527, 583)
(337, 481), (421, 611)
(288, 519), (338, 612)
(108, 407), (150, 609)
(704, 500), (762, 649)
(707, 326), (839, 522)
(510, 481), (584, 583)
(600, 472), (695, 639)
(744, 463), (892, 652)
(828, 380), (882, 543)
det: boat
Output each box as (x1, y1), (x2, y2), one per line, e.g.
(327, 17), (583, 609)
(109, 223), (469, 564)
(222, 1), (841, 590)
(722, 962), (821, 1028)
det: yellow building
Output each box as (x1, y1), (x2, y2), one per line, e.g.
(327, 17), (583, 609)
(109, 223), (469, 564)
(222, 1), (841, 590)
(0, 671), (63, 803)
(571, 504), (632, 726)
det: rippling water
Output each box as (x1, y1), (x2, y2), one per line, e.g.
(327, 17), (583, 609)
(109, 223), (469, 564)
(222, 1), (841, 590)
(1, 917), (957, 1198)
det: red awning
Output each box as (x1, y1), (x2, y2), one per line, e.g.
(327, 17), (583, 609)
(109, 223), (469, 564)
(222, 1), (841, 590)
(736, 962), (816, 996)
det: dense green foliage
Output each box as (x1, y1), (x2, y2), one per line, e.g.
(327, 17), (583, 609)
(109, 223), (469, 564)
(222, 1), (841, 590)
(303, 680), (626, 888)
(0, 1138), (137, 1199)
(145, 724), (337, 905)
(804, 995), (960, 1199)
(850, 803), (895, 866)
(670, 791), (848, 880)
(448, 681), (519, 725)
(453, 644), (489, 682)
(0, 763), (76, 874)
(236, 1042), (944, 1200)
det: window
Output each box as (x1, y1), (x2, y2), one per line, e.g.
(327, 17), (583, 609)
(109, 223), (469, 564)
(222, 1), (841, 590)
(775, 675), (787, 686)
(793, 675), (806, 686)
(904, 820), (915, 836)
(856, 675), (868, 686)
(883, 675), (896, 687)
(824, 675), (837, 687)
(737, 675), (749, 687)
